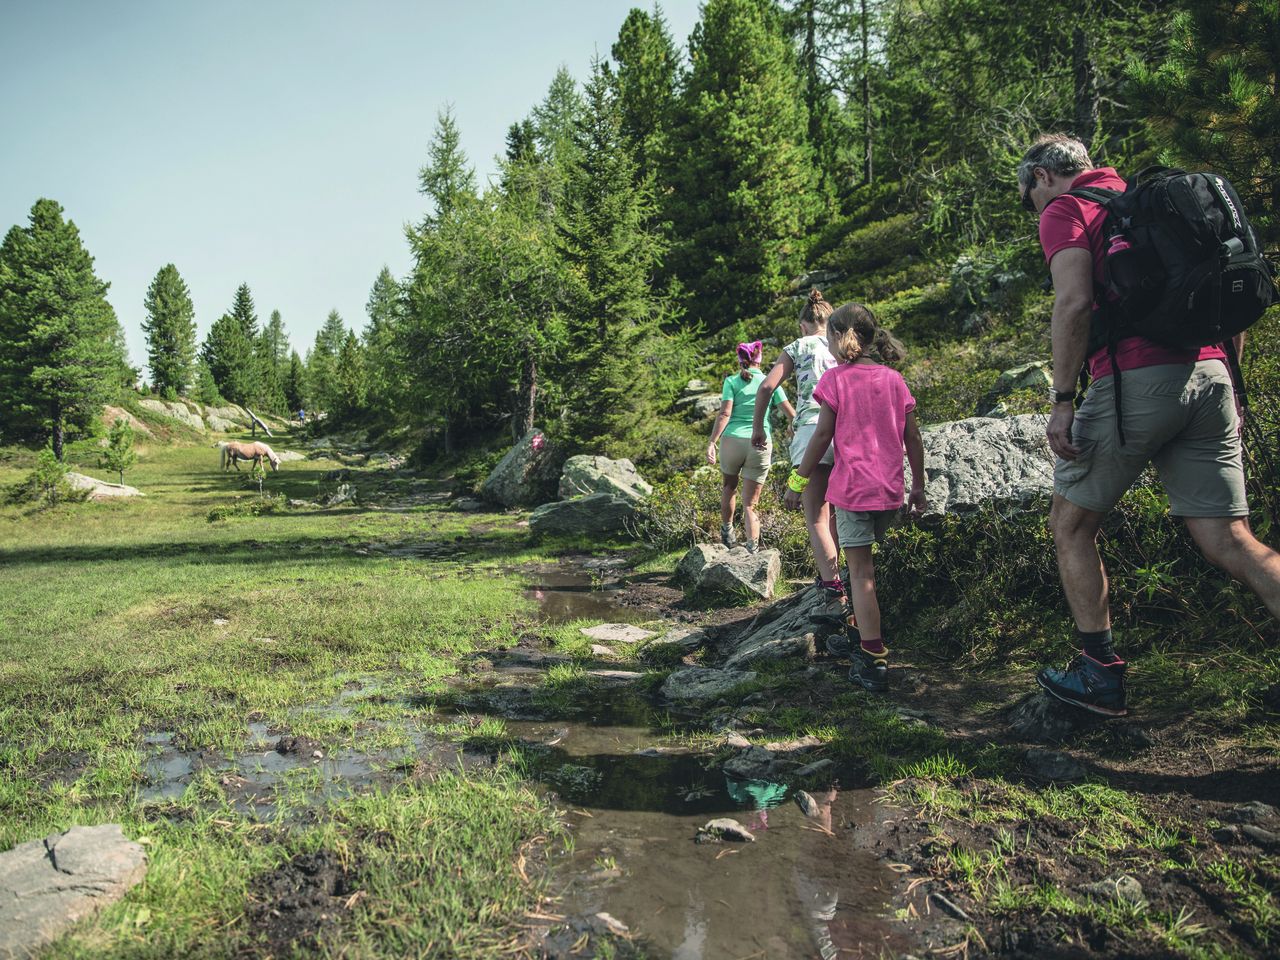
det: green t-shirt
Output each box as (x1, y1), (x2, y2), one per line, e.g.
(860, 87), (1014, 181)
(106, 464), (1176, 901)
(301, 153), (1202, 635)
(720, 370), (788, 439)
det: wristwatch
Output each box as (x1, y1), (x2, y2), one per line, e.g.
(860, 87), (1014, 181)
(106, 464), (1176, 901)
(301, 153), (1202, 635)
(1048, 387), (1077, 404)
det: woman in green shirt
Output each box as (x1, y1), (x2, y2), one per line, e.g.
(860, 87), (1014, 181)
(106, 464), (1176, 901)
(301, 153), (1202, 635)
(707, 340), (795, 553)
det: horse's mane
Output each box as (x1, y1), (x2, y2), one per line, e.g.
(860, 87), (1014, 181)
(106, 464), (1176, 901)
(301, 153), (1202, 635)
(256, 442), (277, 458)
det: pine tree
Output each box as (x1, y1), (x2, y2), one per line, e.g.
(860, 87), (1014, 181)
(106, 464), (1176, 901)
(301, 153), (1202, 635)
(332, 330), (367, 421)
(201, 312), (256, 404)
(99, 417), (136, 485)
(194, 359), (223, 405)
(230, 283), (259, 340)
(363, 267), (404, 414)
(142, 263), (196, 399)
(611, 5), (679, 181)
(557, 57), (684, 455)
(307, 310), (346, 414)
(666, 0), (818, 327)
(255, 310), (289, 413)
(284, 351), (306, 412)
(532, 66), (587, 172)
(419, 107), (477, 227)
(1129, 0), (1280, 242)
(0, 199), (128, 458)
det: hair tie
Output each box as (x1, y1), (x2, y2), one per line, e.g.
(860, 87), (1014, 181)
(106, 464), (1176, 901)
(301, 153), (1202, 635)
(736, 340), (762, 363)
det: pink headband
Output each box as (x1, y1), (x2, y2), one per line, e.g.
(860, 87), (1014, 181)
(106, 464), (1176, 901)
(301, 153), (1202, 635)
(736, 340), (762, 363)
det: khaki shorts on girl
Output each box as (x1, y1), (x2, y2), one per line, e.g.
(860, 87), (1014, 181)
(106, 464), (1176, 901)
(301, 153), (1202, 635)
(719, 435), (772, 482)
(788, 421), (835, 466)
(835, 507), (899, 548)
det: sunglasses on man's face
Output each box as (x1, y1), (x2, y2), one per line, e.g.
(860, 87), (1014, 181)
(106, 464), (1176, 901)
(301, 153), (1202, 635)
(1021, 174), (1039, 213)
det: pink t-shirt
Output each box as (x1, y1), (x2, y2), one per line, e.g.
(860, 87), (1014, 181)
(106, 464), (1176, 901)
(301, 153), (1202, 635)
(1039, 166), (1225, 379)
(812, 362), (916, 512)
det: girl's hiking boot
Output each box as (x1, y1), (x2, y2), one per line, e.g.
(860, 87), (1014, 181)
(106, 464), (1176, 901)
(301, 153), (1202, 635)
(720, 523), (736, 548)
(812, 576), (849, 628)
(1037, 653), (1128, 717)
(849, 646), (888, 693)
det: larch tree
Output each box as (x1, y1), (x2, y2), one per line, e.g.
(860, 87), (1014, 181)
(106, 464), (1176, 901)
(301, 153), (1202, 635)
(0, 199), (128, 458)
(611, 5), (680, 183)
(142, 263), (197, 399)
(666, 0), (818, 328)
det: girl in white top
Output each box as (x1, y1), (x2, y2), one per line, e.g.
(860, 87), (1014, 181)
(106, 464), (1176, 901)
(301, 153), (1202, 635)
(751, 289), (840, 591)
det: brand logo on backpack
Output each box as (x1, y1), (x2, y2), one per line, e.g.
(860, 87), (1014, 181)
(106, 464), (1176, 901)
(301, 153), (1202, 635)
(1212, 176), (1243, 232)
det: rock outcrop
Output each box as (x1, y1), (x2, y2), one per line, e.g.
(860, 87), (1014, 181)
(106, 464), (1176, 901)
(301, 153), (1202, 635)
(673, 379), (722, 424)
(719, 586), (824, 668)
(137, 398), (205, 432)
(674, 543), (780, 601)
(481, 429), (560, 507)
(557, 455), (653, 502)
(977, 361), (1051, 417)
(0, 824), (147, 959)
(914, 414), (1053, 515)
(660, 666), (757, 703)
(529, 493), (637, 538)
(66, 473), (143, 500)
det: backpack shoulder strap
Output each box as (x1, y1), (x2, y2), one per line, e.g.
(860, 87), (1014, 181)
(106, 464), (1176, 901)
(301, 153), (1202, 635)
(1063, 186), (1121, 205)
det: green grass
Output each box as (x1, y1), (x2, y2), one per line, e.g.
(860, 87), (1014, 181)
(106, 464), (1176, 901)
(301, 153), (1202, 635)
(0, 439), (568, 957)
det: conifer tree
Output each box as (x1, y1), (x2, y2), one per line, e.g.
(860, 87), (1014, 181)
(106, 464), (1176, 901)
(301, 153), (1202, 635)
(307, 310), (346, 414)
(201, 313), (255, 405)
(419, 107), (477, 227)
(284, 351), (306, 412)
(532, 66), (587, 172)
(0, 199), (128, 458)
(99, 417), (136, 484)
(666, 0), (818, 327)
(363, 267), (404, 413)
(611, 6), (679, 181)
(194, 358), (223, 405)
(332, 330), (367, 421)
(557, 58), (683, 456)
(142, 263), (196, 399)
(1129, 0), (1280, 242)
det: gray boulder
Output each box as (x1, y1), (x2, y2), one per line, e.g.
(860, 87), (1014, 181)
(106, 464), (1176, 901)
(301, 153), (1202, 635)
(66, 473), (143, 501)
(675, 393), (722, 424)
(641, 627), (709, 660)
(529, 493), (637, 539)
(0, 824), (147, 960)
(558, 455), (653, 502)
(913, 414), (1053, 515)
(978, 361), (1051, 417)
(661, 666), (756, 703)
(675, 543), (781, 601)
(720, 586), (823, 668)
(138, 398), (204, 432)
(206, 415), (237, 432)
(481, 428), (560, 507)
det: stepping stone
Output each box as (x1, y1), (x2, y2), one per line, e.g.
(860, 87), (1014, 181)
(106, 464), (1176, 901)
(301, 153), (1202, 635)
(585, 669), (645, 684)
(0, 825), (147, 959)
(589, 644), (618, 658)
(579, 623), (656, 645)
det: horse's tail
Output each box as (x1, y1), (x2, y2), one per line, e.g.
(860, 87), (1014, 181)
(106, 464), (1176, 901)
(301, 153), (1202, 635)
(217, 442), (227, 469)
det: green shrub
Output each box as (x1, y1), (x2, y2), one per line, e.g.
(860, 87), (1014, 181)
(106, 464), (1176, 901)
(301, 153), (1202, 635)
(206, 494), (286, 522)
(7, 448), (83, 507)
(827, 213), (920, 276)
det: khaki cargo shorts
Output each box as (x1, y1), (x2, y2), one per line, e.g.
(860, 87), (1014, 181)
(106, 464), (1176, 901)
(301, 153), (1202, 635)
(719, 435), (772, 483)
(835, 507), (899, 548)
(788, 421), (835, 467)
(1054, 360), (1248, 517)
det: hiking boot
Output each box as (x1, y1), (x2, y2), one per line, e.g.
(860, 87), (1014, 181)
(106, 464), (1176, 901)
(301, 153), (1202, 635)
(720, 523), (736, 548)
(849, 647), (888, 693)
(1037, 653), (1128, 717)
(811, 577), (848, 629)
(744, 539), (759, 555)
(824, 605), (860, 658)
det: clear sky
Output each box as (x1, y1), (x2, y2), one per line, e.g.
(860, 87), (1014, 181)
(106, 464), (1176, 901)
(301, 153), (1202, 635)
(0, 0), (702, 377)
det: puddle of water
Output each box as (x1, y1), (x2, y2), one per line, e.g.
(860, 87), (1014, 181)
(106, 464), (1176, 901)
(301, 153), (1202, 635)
(522, 569), (639, 626)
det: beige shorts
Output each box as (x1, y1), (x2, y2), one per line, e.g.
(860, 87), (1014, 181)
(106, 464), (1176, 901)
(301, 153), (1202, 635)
(789, 421), (835, 467)
(1054, 360), (1247, 517)
(835, 507), (899, 548)
(719, 435), (772, 483)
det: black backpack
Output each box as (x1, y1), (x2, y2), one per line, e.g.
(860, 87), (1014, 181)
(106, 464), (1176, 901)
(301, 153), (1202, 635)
(1056, 166), (1277, 442)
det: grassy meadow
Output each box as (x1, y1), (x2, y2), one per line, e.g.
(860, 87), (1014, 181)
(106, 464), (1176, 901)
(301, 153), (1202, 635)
(0, 435), (580, 958)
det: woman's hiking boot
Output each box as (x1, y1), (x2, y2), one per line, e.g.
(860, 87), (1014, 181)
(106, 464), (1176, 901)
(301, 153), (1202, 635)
(745, 539), (759, 555)
(1037, 653), (1128, 717)
(849, 643), (888, 693)
(720, 523), (736, 548)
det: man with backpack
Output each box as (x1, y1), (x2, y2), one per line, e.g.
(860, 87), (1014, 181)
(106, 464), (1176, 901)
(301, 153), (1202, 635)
(1018, 133), (1280, 717)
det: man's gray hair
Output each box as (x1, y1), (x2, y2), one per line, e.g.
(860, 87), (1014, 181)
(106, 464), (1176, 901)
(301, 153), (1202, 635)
(1017, 134), (1093, 191)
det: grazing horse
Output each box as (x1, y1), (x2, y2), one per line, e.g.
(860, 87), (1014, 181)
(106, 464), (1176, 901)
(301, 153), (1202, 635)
(218, 440), (282, 472)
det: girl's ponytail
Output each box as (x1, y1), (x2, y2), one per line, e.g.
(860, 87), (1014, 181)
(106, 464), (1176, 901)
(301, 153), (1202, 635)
(736, 340), (763, 380)
(827, 302), (905, 365)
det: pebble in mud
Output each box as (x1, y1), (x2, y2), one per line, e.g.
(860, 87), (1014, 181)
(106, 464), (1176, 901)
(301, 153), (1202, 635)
(794, 790), (821, 818)
(696, 818), (755, 843)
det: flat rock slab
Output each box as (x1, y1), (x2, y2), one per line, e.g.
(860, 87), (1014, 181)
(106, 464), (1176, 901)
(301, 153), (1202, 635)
(0, 824), (147, 959)
(580, 623), (655, 644)
(66, 473), (144, 500)
(660, 666), (757, 703)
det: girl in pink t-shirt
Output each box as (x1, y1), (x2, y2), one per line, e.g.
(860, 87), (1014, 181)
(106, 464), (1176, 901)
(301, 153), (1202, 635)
(785, 303), (926, 693)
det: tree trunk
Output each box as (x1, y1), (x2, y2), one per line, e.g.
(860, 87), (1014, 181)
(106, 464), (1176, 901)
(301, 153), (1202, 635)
(861, 0), (873, 185)
(51, 403), (64, 462)
(443, 415), (455, 456)
(514, 356), (537, 442)
(1073, 27), (1099, 148)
